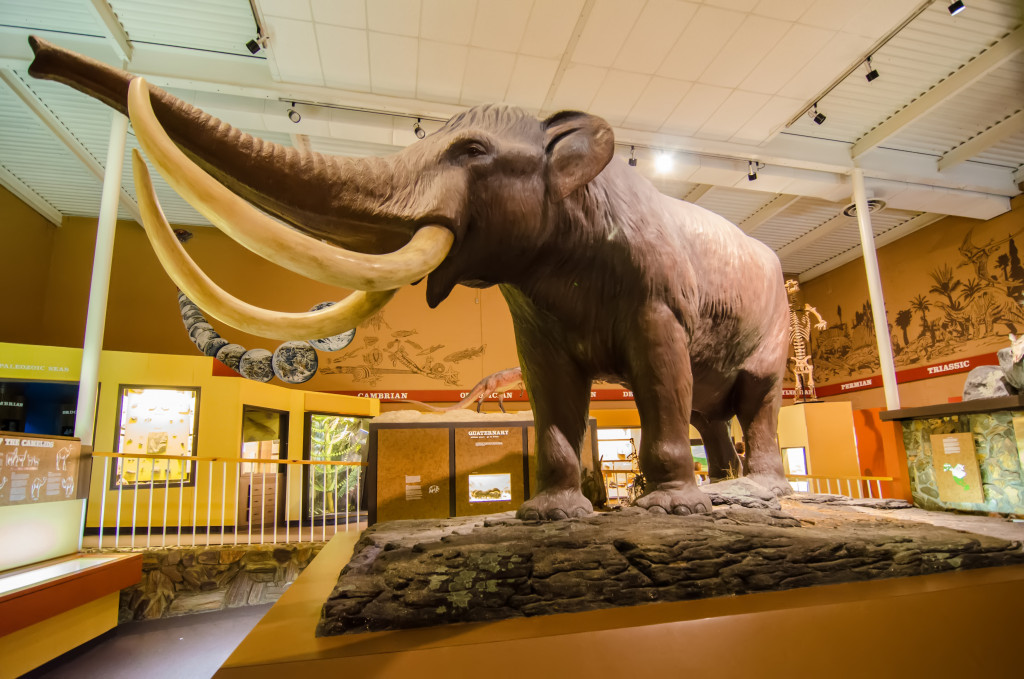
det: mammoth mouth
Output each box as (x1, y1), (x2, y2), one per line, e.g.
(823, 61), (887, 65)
(127, 77), (454, 341)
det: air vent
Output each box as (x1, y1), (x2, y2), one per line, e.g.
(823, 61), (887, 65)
(842, 199), (886, 217)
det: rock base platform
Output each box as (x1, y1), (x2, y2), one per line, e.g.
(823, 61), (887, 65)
(317, 495), (1024, 636)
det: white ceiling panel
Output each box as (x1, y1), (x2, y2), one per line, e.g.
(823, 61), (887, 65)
(589, 70), (651, 127)
(417, 41), (467, 103)
(572, 0), (643, 68)
(697, 90), (770, 140)
(368, 31), (417, 96)
(661, 83), (732, 137)
(547, 62), (606, 112)
(621, 76), (690, 131)
(657, 5), (745, 82)
(366, 0), (421, 37)
(697, 15), (790, 89)
(0, 0), (105, 37)
(460, 48), (515, 106)
(317, 25), (371, 92)
(520, 0), (585, 60)
(1, 0), (1020, 283)
(470, 0), (531, 53)
(420, 0), (475, 44)
(310, 0), (365, 28)
(738, 23), (834, 95)
(505, 55), (558, 114)
(613, 0), (695, 74)
(265, 16), (324, 85)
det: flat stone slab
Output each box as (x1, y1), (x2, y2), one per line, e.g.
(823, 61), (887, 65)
(317, 497), (1024, 636)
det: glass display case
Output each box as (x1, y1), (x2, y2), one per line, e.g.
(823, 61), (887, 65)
(112, 386), (198, 488)
(305, 413), (370, 520)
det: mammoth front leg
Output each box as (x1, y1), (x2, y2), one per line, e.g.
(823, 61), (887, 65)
(630, 306), (710, 515)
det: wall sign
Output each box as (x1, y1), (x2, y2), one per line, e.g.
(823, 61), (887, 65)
(0, 433), (80, 507)
(929, 432), (984, 504)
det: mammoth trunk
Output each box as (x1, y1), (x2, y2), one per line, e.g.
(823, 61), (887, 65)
(28, 36), (412, 255)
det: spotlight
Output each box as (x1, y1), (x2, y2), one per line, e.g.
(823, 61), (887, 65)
(948, 1), (965, 15)
(864, 56), (879, 83)
(747, 161), (758, 181)
(628, 146), (637, 167)
(808, 103), (826, 125)
(287, 103), (301, 124)
(413, 118), (426, 139)
(245, 36), (265, 54)
(654, 152), (673, 174)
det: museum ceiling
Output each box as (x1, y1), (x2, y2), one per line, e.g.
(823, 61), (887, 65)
(0, 0), (1021, 280)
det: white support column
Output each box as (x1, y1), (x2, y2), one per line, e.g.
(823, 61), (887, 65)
(851, 168), (900, 410)
(74, 111), (129, 446)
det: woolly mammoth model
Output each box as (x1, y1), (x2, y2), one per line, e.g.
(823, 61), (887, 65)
(30, 37), (791, 520)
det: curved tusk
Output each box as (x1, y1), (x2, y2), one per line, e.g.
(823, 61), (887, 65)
(131, 149), (394, 340)
(127, 77), (453, 292)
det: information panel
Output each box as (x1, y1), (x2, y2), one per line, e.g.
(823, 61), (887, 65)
(0, 433), (81, 507)
(929, 432), (984, 504)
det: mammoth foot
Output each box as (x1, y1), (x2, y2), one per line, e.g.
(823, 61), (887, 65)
(517, 489), (593, 521)
(745, 472), (794, 497)
(635, 485), (710, 516)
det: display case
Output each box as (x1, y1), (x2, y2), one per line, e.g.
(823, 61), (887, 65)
(110, 386), (198, 488)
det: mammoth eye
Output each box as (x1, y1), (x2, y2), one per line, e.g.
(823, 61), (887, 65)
(457, 140), (488, 158)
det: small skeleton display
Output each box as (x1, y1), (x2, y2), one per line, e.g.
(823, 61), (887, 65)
(785, 279), (827, 402)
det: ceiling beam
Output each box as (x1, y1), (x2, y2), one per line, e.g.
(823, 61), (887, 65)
(798, 212), (945, 281)
(0, 68), (141, 223)
(86, 0), (133, 64)
(738, 194), (801, 235)
(774, 212), (850, 261)
(938, 110), (1024, 171)
(539, 0), (595, 117)
(0, 164), (62, 226)
(851, 25), (1024, 159)
(683, 184), (713, 202)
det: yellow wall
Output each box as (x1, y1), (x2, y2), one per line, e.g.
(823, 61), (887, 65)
(0, 187), (55, 346)
(0, 343), (378, 529)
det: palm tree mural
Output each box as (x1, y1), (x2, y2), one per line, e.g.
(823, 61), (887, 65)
(895, 308), (913, 346)
(996, 253), (1010, 280)
(909, 294), (936, 344)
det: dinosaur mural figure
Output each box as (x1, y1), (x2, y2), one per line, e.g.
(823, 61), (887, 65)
(29, 37), (792, 520)
(406, 367), (525, 413)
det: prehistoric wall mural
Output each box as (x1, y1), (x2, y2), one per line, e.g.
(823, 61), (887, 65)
(795, 198), (1024, 387)
(317, 310), (486, 387)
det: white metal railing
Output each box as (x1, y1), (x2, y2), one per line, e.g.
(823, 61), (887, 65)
(88, 452), (366, 549)
(785, 474), (894, 499)
(601, 464), (895, 505)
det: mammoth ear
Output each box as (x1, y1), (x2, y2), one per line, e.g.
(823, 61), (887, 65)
(543, 110), (614, 200)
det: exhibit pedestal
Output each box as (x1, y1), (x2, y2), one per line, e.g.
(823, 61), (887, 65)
(217, 529), (1024, 678)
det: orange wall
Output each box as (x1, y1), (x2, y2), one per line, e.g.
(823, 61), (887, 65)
(1, 186), (56, 344)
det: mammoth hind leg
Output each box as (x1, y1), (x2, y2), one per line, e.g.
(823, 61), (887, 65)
(690, 412), (741, 481)
(735, 371), (792, 497)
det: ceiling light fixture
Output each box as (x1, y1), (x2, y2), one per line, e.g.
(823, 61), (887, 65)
(864, 56), (879, 82)
(413, 118), (426, 139)
(287, 104), (301, 124)
(748, 161), (762, 181)
(808, 103), (826, 125)
(655, 152), (674, 174)
(628, 146), (637, 167)
(245, 39), (261, 54)
(948, 1), (965, 15)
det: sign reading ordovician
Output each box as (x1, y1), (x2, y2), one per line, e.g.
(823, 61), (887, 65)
(0, 432), (81, 507)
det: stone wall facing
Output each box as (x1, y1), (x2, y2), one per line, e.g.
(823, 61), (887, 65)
(87, 543), (325, 622)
